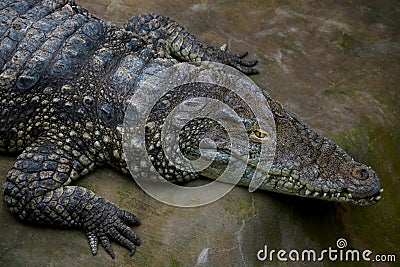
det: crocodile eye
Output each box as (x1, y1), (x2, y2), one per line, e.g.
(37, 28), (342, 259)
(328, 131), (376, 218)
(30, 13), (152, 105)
(254, 130), (266, 138)
(249, 129), (270, 143)
(352, 167), (369, 180)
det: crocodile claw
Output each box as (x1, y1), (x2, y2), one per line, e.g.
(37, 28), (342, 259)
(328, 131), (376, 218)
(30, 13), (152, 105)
(220, 49), (259, 75)
(85, 205), (141, 259)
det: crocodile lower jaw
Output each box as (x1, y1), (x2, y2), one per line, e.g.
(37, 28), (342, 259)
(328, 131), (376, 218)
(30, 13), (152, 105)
(258, 173), (383, 206)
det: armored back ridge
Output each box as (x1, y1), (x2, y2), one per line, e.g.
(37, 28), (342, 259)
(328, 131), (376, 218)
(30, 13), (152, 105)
(1, 0), (381, 259)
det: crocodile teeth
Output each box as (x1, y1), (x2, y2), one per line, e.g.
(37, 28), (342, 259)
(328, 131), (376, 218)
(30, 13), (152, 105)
(291, 171), (299, 179)
(305, 189), (312, 196)
(375, 196), (382, 201)
(347, 193), (352, 199)
(284, 182), (294, 189)
(323, 192), (328, 198)
(313, 192), (320, 197)
(379, 188), (384, 193)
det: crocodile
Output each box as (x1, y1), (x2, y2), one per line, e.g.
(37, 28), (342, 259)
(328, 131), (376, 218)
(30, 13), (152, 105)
(0, 0), (382, 259)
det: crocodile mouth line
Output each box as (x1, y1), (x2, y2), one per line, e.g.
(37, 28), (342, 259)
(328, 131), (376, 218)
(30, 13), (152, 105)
(196, 147), (383, 205)
(231, 149), (383, 205)
(259, 172), (383, 206)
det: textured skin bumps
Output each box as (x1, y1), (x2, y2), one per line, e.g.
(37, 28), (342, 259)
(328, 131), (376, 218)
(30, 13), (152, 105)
(1, 0), (258, 258)
(124, 13), (259, 74)
(1, 0), (382, 260)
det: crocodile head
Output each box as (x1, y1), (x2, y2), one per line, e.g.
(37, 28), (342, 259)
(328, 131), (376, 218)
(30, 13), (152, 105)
(173, 93), (381, 206)
(143, 81), (382, 206)
(254, 96), (383, 205)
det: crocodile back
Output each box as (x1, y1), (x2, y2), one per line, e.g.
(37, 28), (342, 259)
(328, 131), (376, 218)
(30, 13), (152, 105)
(0, 0), (173, 156)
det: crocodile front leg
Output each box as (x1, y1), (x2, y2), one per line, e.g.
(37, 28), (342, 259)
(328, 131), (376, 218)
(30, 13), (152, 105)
(3, 137), (141, 259)
(124, 14), (258, 74)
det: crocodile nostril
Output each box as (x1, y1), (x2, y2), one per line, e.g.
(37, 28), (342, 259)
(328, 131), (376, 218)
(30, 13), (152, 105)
(352, 167), (369, 180)
(83, 95), (94, 106)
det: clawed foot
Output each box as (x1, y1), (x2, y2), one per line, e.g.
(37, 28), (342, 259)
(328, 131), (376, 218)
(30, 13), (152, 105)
(218, 49), (259, 75)
(84, 204), (141, 259)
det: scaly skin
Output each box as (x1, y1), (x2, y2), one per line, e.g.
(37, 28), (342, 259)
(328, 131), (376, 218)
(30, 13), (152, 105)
(1, 0), (381, 259)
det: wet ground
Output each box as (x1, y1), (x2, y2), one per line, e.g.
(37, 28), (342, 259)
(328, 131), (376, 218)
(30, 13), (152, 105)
(1, 0), (399, 266)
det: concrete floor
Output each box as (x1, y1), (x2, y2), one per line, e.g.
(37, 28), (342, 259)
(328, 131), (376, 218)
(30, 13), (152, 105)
(1, 0), (399, 266)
